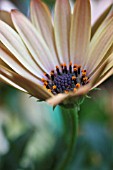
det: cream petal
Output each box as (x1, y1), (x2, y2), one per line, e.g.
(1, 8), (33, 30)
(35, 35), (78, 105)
(90, 60), (109, 87)
(0, 66), (53, 100)
(105, 43), (113, 58)
(47, 84), (91, 106)
(30, 0), (60, 65)
(1, 75), (26, 92)
(86, 15), (113, 74)
(0, 20), (44, 78)
(47, 93), (68, 106)
(54, 0), (71, 65)
(91, 4), (112, 38)
(0, 10), (14, 29)
(93, 68), (113, 88)
(89, 45), (113, 77)
(70, 0), (91, 65)
(101, 53), (113, 75)
(11, 10), (58, 73)
(0, 47), (42, 85)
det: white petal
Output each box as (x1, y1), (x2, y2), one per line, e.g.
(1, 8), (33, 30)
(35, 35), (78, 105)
(0, 47), (42, 85)
(54, 0), (71, 65)
(30, 0), (60, 66)
(86, 15), (113, 74)
(1, 74), (26, 92)
(93, 68), (113, 88)
(0, 66), (53, 100)
(0, 20), (44, 78)
(70, 0), (91, 66)
(11, 10), (59, 73)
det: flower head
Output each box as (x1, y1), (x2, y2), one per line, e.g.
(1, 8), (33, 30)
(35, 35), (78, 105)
(0, 0), (113, 106)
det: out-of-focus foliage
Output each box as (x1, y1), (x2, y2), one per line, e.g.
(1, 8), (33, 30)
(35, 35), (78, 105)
(0, 77), (113, 170)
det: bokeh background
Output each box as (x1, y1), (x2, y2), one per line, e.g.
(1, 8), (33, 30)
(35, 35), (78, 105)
(0, 0), (113, 170)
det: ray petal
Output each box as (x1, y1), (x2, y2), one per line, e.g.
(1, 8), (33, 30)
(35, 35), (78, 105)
(86, 15), (113, 74)
(0, 20), (44, 77)
(93, 68), (113, 88)
(11, 10), (59, 73)
(90, 60), (110, 87)
(54, 0), (71, 65)
(0, 10), (14, 28)
(47, 84), (91, 106)
(0, 66), (53, 100)
(0, 47), (42, 85)
(91, 4), (113, 38)
(101, 53), (113, 75)
(70, 0), (91, 65)
(30, 0), (59, 65)
(89, 44), (113, 77)
(1, 74), (26, 92)
(47, 93), (68, 106)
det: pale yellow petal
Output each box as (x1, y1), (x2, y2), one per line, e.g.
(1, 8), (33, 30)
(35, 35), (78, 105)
(91, 4), (112, 38)
(93, 68), (113, 88)
(54, 0), (71, 65)
(90, 60), (110, 86)
(86, 15), (113, 74)
(0, 66), (53, 100)
(0, 47), (42, 85)
(0, 10), (14, 28)
(47, 84), (91, 106)
(30, 0), (60, 65)
(70, 0), (91, 65)
(47, 93), (68, 106)
(101, 53), (113, 75)
(11, 10), (58, 73)
(89, 45), (113, 77)
(1, 74), (26, 92)
(0, 20), (44, 78)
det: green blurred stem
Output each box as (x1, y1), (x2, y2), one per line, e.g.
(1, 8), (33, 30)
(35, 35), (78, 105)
(58, 106), (78, 170)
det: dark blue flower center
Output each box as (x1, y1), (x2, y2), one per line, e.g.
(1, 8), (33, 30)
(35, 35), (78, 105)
(42, 62), (89, 94)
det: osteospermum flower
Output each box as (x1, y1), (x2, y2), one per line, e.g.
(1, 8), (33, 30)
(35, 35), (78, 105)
(0, 0), (113, 106)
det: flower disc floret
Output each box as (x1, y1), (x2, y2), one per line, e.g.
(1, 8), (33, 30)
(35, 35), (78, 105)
(42, 62), (89, 94)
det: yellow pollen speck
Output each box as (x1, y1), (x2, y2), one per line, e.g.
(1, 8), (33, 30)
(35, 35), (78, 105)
(74, 68), (78, 71)
(42, 78), (46, 82)
(53, 85), (57, 89)
(48, 89), (51, 93)
(56, 66), (59, 69)
(63, 63), (67, 67)
(65, 90), (69, 94)
(72, 76), (76, 80)
(73, 88), (77, 92)
(43, 85), (46, 88)
(82, 70), (86, 73)
(82, 72), (86, 76)
(83, 77), (88, 81)
(76, 83), (80, 88)
(44, 82), (48, 86)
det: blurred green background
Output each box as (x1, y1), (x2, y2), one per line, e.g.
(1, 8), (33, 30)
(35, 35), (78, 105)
(0, 0), (113, 170)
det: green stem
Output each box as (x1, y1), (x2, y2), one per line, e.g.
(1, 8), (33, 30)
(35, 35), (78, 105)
(58, 106), (78, 170)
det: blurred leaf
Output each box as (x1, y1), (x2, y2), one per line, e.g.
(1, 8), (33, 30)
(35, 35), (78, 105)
(70, 122), (113, 170)
(0, 128), (35, 170)
(0, 85), (24, 116)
